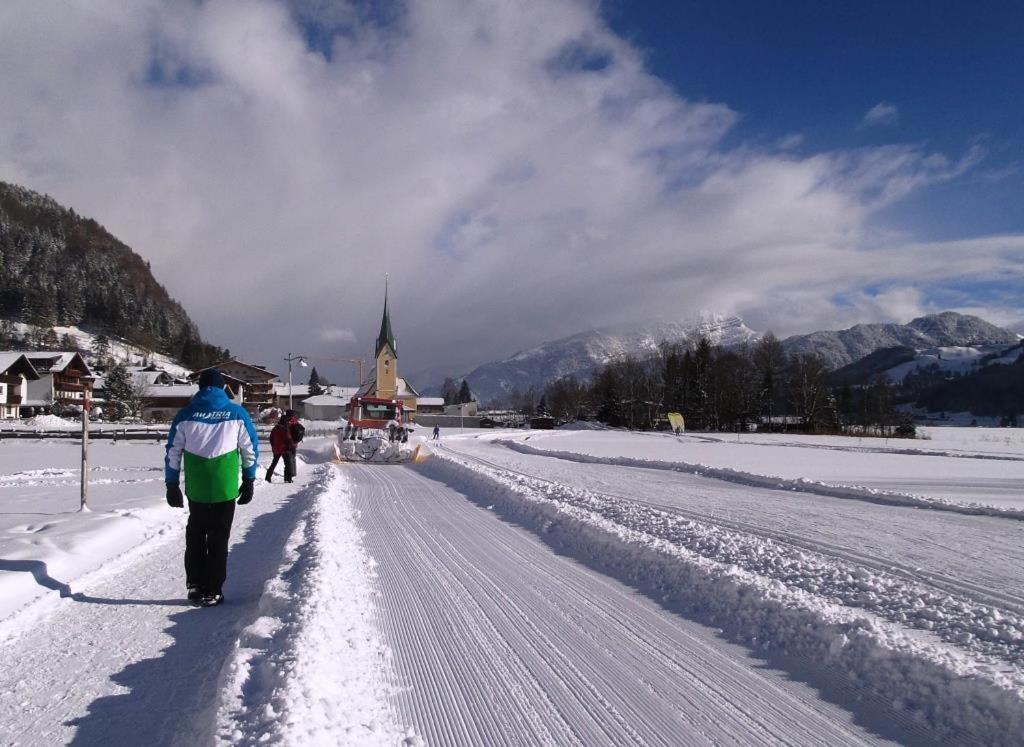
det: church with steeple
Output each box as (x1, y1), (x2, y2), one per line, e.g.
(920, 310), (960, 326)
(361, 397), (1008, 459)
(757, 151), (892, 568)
(354, 279), (420, 417)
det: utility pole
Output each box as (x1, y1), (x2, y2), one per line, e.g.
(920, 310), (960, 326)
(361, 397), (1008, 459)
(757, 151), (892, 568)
(283, 353), (307, 410)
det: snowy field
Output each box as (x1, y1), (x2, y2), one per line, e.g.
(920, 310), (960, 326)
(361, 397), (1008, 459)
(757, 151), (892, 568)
(1, 428), (1022, 744)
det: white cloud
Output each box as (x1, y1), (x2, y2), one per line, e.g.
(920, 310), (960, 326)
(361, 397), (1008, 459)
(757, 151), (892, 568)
(862, 101), (899, 127)
(0, 0), (1017, 383)
(317, 327), (357, 344)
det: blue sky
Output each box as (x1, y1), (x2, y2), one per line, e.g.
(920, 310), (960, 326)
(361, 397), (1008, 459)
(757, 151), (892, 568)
(1, 0), (1021, 379)
(602, 0), (1023, 240)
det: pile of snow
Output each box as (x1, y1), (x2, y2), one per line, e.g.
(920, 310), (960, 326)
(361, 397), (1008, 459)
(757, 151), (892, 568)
(22, 414), (78, 430)
(418, 450), (1024, 742)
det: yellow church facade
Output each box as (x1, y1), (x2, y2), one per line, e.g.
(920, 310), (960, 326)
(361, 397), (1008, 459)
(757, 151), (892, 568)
(354, 285), (419, 419)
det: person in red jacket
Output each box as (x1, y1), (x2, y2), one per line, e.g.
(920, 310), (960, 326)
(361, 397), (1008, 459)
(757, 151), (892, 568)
(266, 410), (298, 483)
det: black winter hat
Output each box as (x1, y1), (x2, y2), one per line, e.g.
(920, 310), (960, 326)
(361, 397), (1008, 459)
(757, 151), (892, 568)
(198, 369), (226, 389)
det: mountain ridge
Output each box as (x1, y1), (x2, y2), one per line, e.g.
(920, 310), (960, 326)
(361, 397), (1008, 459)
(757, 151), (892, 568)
(0, 181), (225, 369)
(422, 311), (1018, 407)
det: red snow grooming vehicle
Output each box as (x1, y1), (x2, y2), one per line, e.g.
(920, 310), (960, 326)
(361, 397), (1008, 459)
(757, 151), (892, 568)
(342, 395), (408, 442)
(338, 395), (415, 462)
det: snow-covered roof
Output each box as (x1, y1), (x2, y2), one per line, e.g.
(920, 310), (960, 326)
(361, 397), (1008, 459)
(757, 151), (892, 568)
(143, 384), (198, 399)
(132, 371), (170, 387)
(301, 394), (350, 407)
(418, 397), (445, 407)
(0, 353), (40, 379)
(4, 351), (93, 377)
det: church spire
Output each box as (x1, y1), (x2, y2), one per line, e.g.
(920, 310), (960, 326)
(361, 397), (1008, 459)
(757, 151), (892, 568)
(375, 274), (397, 358)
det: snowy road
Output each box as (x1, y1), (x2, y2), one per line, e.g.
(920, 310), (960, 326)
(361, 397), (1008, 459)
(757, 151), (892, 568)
(350, 462), (923, 745)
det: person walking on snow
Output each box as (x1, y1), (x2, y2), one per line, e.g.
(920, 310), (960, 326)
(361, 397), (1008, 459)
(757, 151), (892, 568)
(432, 424), (440, 440)
(267, 410), (300, 483)
(165, 369), (258, 607)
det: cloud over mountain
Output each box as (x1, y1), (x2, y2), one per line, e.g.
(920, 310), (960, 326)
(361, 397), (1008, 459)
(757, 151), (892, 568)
(0, 0), (1020, 378)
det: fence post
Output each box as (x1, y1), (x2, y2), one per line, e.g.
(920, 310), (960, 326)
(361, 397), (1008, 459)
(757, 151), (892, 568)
(80, 393), (90, 511)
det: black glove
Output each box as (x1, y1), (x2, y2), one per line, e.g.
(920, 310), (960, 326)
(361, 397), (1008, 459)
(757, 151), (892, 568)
(238, 477), (254, 505)
(166, 483), (183, 508)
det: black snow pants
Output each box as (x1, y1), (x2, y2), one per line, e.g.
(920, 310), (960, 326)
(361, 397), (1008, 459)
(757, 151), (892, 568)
(266, 451), (297, 482)
(185, 499), (236, 594)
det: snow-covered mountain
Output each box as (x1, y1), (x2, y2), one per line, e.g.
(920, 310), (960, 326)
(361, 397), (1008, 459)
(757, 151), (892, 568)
(781, 312), (1019, 370)
(457, 314), (759, 405)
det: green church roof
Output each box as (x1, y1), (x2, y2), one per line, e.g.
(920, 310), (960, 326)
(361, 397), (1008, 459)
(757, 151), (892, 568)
(376, 280), (397, 358)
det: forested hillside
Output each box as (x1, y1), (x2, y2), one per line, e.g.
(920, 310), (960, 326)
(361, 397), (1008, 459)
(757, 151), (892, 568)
(0, 181), (225, 368)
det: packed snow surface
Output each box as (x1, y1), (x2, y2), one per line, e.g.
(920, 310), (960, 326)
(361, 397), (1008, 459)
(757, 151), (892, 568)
(2, 427), (1023, 743)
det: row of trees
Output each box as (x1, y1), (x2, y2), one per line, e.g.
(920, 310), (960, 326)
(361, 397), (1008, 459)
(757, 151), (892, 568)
(441, 377), (475, 406)
(529, 334), (912, 436)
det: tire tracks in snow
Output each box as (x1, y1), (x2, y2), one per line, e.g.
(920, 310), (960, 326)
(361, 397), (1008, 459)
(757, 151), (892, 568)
(351, 462), (901, 745)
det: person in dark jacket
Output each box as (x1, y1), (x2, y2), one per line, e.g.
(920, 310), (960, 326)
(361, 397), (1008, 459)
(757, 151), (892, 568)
(165, 369), (258, 607)
(266, 410), (301, 483)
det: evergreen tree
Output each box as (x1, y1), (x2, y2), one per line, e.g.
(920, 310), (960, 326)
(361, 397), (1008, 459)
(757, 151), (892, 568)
(40, 327), (59, 350)
(442, 377), (460, 405)
(458, 380), (473, 404)
(103, 362), (135, 420)
(308, 367), (325, 396)
(0, 319), (14, 347)
(92, 333), (112, 368)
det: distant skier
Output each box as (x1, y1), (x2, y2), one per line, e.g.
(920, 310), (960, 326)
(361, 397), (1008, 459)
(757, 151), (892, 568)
(165, 369), (258, 607)
(432, 425), (440, 440)
(267, 410), (301, 483)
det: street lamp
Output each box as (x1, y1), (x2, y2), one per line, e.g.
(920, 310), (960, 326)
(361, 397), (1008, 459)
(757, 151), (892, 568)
(284, 353), (308, 410)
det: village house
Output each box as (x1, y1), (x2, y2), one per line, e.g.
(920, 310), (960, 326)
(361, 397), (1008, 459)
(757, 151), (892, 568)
(416, 397), (445, 415)
(190, 360), (278, 416)
(0, 351), (94, 416)
(0, 353), (40, 419)
(141, 383), (199, 422)
(300, 388), (360, 421)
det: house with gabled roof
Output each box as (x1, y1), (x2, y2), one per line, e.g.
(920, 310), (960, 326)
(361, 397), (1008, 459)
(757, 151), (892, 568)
(190, 359), (279, 415)
(0, 351), (93, 415)
(0, 353), (41, 419)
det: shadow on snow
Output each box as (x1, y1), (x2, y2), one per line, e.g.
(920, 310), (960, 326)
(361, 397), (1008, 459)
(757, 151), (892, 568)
(64, 486), (315, 746)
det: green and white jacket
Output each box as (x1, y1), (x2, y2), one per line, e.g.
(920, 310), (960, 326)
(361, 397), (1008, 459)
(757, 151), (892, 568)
(164, 386), (259, 503)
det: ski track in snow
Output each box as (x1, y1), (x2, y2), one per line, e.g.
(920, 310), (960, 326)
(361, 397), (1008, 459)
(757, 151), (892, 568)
(495, 438), (1024, 520)
(454, 439), (1024, 627)
(350, 461), (923, 746)
(417, 444), (1024, 743)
